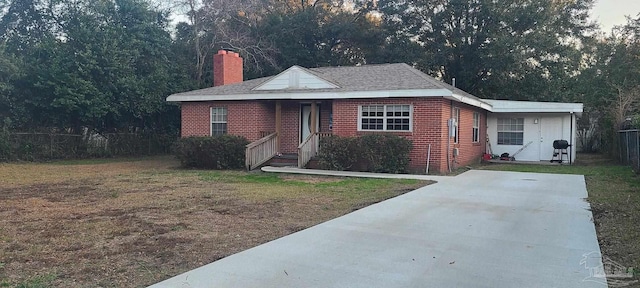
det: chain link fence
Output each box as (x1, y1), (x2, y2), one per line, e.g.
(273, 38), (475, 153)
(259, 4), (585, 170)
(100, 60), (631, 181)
(619, 130), (640, 173)
(0, 132), (176, 162)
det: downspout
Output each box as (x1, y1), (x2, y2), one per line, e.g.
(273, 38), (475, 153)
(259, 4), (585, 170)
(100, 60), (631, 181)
(570, 112), (573, 165)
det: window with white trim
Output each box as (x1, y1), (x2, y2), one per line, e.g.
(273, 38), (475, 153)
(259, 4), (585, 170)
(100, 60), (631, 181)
(359, 104), (411, 131)
(453, 107), (460, 143)
(211, 107), (228, 136)
(497, 118), (524, 145)
(472, 112), (480, 143)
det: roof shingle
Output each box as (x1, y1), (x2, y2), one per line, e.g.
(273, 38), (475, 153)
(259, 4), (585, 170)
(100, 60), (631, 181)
(168, 63), (481, 101)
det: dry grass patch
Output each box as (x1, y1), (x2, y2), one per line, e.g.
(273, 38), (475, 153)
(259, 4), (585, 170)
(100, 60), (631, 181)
(0, 156), (429, 287)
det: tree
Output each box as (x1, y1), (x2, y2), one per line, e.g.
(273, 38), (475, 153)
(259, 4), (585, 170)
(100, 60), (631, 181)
(174, 0), (278, 85)
(377, 0), (596, 100)
(0, 45), (23, 128)
(2, 0), (193, 132)
(253, 0), (386, 77)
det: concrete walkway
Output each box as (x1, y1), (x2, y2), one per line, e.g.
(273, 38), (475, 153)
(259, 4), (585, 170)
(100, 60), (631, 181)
(261, 166), (454, 182)
(149, 170), (604, 288)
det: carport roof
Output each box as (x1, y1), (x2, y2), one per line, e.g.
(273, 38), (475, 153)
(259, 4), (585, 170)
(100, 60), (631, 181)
(484, 99), (583, 116)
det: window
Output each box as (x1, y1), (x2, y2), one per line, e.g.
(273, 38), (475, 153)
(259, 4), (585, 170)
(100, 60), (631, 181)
(472, 112), (480, 143)
(211, 107), (227, 136)
(453, 107), (460, 143)
(497, 118), (524, 145)
(359, 105), (411, 131)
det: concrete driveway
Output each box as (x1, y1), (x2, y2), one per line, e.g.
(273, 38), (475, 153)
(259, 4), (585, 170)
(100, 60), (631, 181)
(149, 170), (605, 288)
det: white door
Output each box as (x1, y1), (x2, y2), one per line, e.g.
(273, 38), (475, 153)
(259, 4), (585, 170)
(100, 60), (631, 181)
(300, 104), (320, 143)
(539, 117), (563, 161)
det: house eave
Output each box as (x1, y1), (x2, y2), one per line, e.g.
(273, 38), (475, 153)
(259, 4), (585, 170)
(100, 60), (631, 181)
(484, 100), (583, 116)
(446, 94), (493, 112)
(167, 89), (454, 102)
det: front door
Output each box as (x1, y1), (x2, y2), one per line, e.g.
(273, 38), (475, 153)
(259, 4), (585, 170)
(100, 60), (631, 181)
(300, 104), (320, 143)
(539, 117), (563, 161)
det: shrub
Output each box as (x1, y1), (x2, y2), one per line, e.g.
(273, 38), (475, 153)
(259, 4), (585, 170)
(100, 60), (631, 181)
(359, 134), (412, 173)
(317, 134), (412, 173)
(173, 135), (249, 169)
(317, 136), (361, 170)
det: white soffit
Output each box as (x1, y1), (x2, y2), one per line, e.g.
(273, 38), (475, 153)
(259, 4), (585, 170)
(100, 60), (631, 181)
(484, 99), (583, 115)
(253, 66), (339, 90)
(448, 94), (493, 111)
(166, 89), (454, 102)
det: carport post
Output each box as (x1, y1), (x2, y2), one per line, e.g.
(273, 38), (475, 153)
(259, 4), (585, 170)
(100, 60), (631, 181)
(569, 112), (573, 165)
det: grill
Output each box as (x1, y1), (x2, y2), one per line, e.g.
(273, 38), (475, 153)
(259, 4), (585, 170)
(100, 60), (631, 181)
(551, 140), (570, 163)
(553, 140), (569, 149)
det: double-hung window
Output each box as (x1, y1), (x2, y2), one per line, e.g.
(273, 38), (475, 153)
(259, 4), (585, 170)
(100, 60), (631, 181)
(211, 107), (228, 136)
(497, 118), (524, 145)
(453, 107), (460, 143)
(472, 112), (480, 143)
(359, 105), (411, 131)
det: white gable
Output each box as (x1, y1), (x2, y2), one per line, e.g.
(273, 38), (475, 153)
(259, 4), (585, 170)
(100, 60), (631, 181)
(253, 66), (339, 90)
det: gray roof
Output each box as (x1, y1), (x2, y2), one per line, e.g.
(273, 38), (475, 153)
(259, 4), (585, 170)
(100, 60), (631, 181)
(168, 63), (483, 101)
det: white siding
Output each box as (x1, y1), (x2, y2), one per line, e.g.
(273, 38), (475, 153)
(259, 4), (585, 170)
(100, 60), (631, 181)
(487, 113), (577, 163)
(254, 66), (338, 90)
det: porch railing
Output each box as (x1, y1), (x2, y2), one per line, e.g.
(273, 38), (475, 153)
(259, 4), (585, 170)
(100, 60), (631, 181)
(245, 132), (278, 170)
(317, 131), (333, 140)
(298, 132), (320, 168)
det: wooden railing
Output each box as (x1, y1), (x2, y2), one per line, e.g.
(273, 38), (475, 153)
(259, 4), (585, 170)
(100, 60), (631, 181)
(245, 132), (278, 170)
(298, 132), (320, 168)
(259, 131), (274, 138)
(317, 131), (333, 139)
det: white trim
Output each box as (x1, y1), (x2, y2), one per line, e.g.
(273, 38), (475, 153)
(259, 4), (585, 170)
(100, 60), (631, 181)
(453, 107), (460, 144)
(210, 107), (228, 136)
(497, 117), (525, 145)
(357, 104), (413, 132)
(253, 66), (340, 90)
(446, 94), (493, 111)
(484, 99), (582, 115)
(472, 112), (480, 143)
(167, 89), (453, 102)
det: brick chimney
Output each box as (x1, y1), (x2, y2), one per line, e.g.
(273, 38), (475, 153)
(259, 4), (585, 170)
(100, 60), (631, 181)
(213, 50), (243, 87)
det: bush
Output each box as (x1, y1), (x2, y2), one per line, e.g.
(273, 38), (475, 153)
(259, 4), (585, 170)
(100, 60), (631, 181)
(317, 136), (360, 170)
(173, 135), (249, 169)
(359, 134), (413, 173)
(317, 134), (412, 173)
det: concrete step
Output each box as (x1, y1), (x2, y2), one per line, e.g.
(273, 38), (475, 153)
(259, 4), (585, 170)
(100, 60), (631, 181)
(270, 162), (297, 168)
(275, 153), (298, 160)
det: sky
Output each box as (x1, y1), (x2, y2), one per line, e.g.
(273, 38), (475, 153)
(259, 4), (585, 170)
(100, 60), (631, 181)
(591, 0), (640, 32)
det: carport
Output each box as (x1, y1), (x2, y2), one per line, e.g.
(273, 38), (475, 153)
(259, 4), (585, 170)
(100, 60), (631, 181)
(485, 100), (583, 163)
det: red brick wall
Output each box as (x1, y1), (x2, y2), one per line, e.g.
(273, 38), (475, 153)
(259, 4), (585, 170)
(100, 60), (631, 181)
(277, 101), (332, 154)
(332, 98), (486, 174)
(181, 102), (212, 137)
(213, 51), (243, 87)
(280, 101), (300, 154)
(450, 103), (487, 170)
(181, 101), (274, 142)
(320, 101), (332, 132)
(180, 97), (486, 174)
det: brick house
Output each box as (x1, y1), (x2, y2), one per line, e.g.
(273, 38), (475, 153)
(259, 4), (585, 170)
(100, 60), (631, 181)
(168, 50), (582, 173)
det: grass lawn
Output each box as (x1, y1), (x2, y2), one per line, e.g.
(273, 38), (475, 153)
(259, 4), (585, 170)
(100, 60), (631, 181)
(478, 153), (640, 284)
(0, 156), (430, 287)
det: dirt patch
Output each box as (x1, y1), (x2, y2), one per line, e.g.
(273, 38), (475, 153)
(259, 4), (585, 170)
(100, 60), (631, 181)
(279, 174), (344, 184)
(0, 158), (427, 287)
